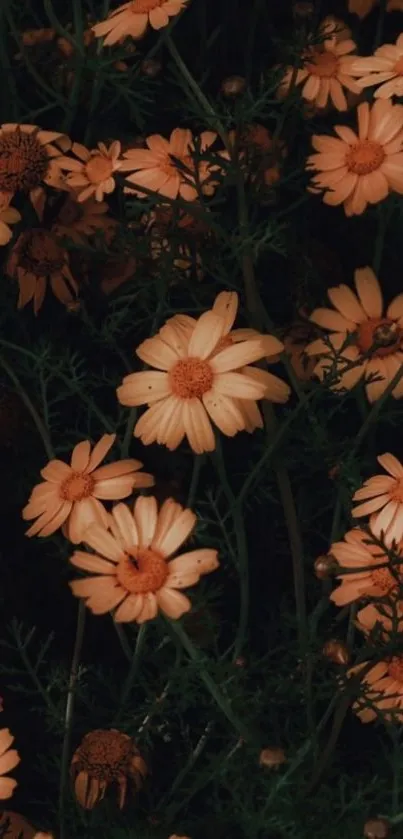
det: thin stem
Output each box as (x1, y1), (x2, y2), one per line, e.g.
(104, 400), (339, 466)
(14, 634), (59, 717)
(114, 621), (133, 662)
(187, 454), (205, 508)
(113, 625), (147, 725)
(0, 353), (54, 460)
(58, 601), (86, 839)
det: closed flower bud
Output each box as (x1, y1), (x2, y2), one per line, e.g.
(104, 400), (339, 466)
(314, 554), (339, 580)
(293, 1), (314, 18)
(322, 639), (350, 666)
(259, 747), (286, 768)
(141, 58), (162, 78)
(221, 75), (246, 97)
(363, 818), (390, 839)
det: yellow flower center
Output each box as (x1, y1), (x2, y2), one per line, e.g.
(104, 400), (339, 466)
(169, 357), (214, 399)
(305, 48), (339, 78)
(388, 656), (403, 683)
(345, 140), (385, 176)
(356, 317), (402, 357)
(0, 129), (49, 192)
(85, 155), (114, 185)
(76, 730), (133, 780)
(129, 0), (165, 13)
(18, 230), (66, 275)
(394, 55), (403, 75)
(116, 547), (168, 594)
(371, 566), (398, 594)
(60, 472), (95, 501)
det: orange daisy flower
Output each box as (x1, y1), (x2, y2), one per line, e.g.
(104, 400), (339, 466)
(120, 128), (219, 201)
(0, 124), (70, 214)
(58, 141), (122, 202)
(352, 454), (403, 545)
(329, 527), (403, 607)
(0, 729), (20, 800)
(279, 19), (360, 112)
(53, 194), (116, 245)
(348, 0), (403, 18)
(350, 35), (403, 100)
(356, 600), (403, 635)
(306, 100), (403, 216)
(22, 433), (154, 543)
(350, 656), (403, 722)
(0, 193), (20, 246)
(117, 295), (281, 453)
(92, 0), (189, 45)
(6, 229), (79, 314)
(69, 496), (219, 621)
(71, 729), (147, 809)
(306, 267), (403, 402)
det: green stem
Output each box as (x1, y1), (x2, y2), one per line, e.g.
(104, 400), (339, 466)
(14, 632), (59, 717)
(43, 0), (84, 55)
(58, 601), (86, 839)
(113, 625), (147, 725)
(373, 203), (389, 275)
(187, 454), (205, 508)
(114, 622), (133, 662)
(0, 353), (54, 459)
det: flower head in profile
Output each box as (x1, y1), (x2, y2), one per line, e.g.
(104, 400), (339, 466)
(306, 100), (403, 216)
(22, 433), (154, 543)
(0, 193), (20, 246)
(71, 729), (147, 809)
(350, 35), (403, 101)
(120, 128), (219, 201)
(6, 229), (79, 314)
(352, 454), (403, 545)
(69, 496), (218, 622)
(329, 527), (403, 606)
(0, 729), (20, 799)
(58, 141), (122, 202)
(349, 0), (403, 18)
(350, 656), (403, 722)
(306, 267), (403, 402)
(53, 193), (116, 245)
(117, 292), (286, 453)
(279, 18), (360, 111)
(0, 124), (70, 214)
(92, 0), (189, 45)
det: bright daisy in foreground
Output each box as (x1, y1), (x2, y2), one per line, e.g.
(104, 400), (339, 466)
(92, 0), (189, 45)
(306, 266), (403, 402)
(22, 434), (154, 542)
(117, 296), (274, 453)
(306, 100), (403, 216)
(0, 729), (20, 799)
(329, 527), (403, 606)
(350, 35), (403, 100)
(69, 496), (219, 622)
(353, 453), (403, 544)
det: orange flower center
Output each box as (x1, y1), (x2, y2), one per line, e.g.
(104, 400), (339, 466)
(371, 566), (398, 594)
(388, 656), (403, 683)
(76, 730), (133, 779)
(356, 317), (402, 357)
(0, 129), (49, 192)
(116, 547), (168, 594)
(17, 229), (66, 275)
(391, 479), (403, 503)
(305, 48), (339, 78)
(60, 471), (95, 501)
(129, 0), (166, 12)
(345, 140), (385, 176)
(169, 357), (214, 399)
(85, 155), (114, 185)
(394, 56), (403, 75)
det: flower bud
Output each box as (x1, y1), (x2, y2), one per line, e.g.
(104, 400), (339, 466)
(141, 58), (162, 78)
(322, 639), (350, 666)
(259, 747), (286, 768)
(221, 76), (246, 97)
(363, 818), (390, 839)
(314, 554), (339, 580)
(293, 2), (314, 18)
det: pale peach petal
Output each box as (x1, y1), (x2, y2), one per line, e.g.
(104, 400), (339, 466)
(65, 497), (103, 544)
(202, 390), (245, 435)
(0, 749), (20, 774)
(327, 285), (366, 323)
(92, 475), (135, 500)
(136, 336), (180, 369)
(212, 291), (238, 333)
(0, 778), (17, 799)
(188, 311), (225, 359)
(71, 440), (91, 472)
(40, 459), (71, 482)
(167, 548), (219, 578)
(83, 525), (122, 562)
(70, 551), (116, 574)
(88, 583), (127, 615)
(0, 730), (13, 756)
(114, 594), (144, 622)
(211, 340), (266, 373)
(136, 592), (158, 623)
(352, 495), (392, 517)
(213, 371), (266, 400)
(378, 453), (403, 478)
(156, 587), (191, 618)
(25, 500), (71, 537)
(387, 294), (403, 321)
(182, 398), (215, 454)
(152, 507), (196, 557)
(110, 503), (139, 549)
(242, 366), (291, 403)
(309, 308), (355, 332)
(134, 496), (158, 547)
(151, 499), (186, 552)
(117, 371), (170, 406)
(354, 267), (383, 318)
(86, 434), (116, 472)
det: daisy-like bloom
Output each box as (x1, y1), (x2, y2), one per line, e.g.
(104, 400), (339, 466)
(69, 496), (219, 621)
(352, 454), (403, 544)
(350, 655), (403, 722)
(6, 229), (79, 314)
(117, 294), (286, 453)
(58, 141), (122, 203)
(0, 193), (20, 246)
(356, 600), (403, 635)
(349, 0), (403, 18)
(350, 35), (403, 100)
(279, 19), (360, 111)
(92, 0), (189, 45)
(22, 433), (154, 543)
(0, 729), (20, 799)
(71, 729), (147, 809)
(306, 267), (403, 402)
(120, 128), (219, 201)
(306, 100), (403, 216)
(329, 527), (403, 606)
(53, 193), (116, 245)
(0, 124), (70, 213)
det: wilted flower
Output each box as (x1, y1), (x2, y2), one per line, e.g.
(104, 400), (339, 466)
(71, 729), (147, 809)
(0, 124), (70, 214)
(6, 229), (79, 314)
(53, 193), (116, 245)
